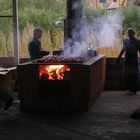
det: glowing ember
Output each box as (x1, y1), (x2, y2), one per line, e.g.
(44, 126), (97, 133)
(39, 65), (70, 80)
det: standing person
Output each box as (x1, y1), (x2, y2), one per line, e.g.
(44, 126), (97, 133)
(28, 27), (49, 61)
(0, 87), (13, 110)
(116, 28), (140, 95)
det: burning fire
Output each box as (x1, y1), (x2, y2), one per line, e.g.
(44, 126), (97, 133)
(39, 65), (70, 80)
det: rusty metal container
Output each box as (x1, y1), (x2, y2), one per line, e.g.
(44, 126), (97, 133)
(17, 55), (106, 113)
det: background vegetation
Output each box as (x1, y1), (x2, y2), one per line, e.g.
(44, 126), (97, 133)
(0, 0), (140, 57)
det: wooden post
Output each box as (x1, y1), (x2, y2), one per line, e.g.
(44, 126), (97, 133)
(13, 0), (19, 65)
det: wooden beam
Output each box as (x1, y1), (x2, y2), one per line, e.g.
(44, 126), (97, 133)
(0, 15), (13, 17)
(13, 0), (19, 65)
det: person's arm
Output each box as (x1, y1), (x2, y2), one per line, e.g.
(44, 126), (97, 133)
(138, 40), (140, 55)
(116, 46), (125, 63)
(39, 50), (49, 56)
(137, 40), (140, 64)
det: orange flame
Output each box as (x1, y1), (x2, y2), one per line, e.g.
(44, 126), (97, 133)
(39, 65), (70, 80)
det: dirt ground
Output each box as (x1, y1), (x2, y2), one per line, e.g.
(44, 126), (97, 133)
(1, 91), (140, 140)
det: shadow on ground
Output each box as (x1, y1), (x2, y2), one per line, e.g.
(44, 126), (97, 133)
(1, 91), (140, 140)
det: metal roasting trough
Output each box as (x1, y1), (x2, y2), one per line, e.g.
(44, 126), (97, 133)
(17, 55), (106, 113)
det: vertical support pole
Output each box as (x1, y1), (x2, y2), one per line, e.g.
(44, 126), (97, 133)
(13, 0), (19, 65)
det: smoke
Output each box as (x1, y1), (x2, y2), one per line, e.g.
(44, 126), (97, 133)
(91, 11), (124, 48)
(63, 3), (124, 57)
(63, 21), (89, 57)
(63, 0), (89, 57)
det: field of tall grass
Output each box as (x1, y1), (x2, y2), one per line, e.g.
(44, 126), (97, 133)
(19, 23), (64, 57)
(0, 0), (140, 58)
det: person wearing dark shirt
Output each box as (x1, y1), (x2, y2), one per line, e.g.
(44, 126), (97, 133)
(117, 28), (140, 95)
(28, 27), (49, 61)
